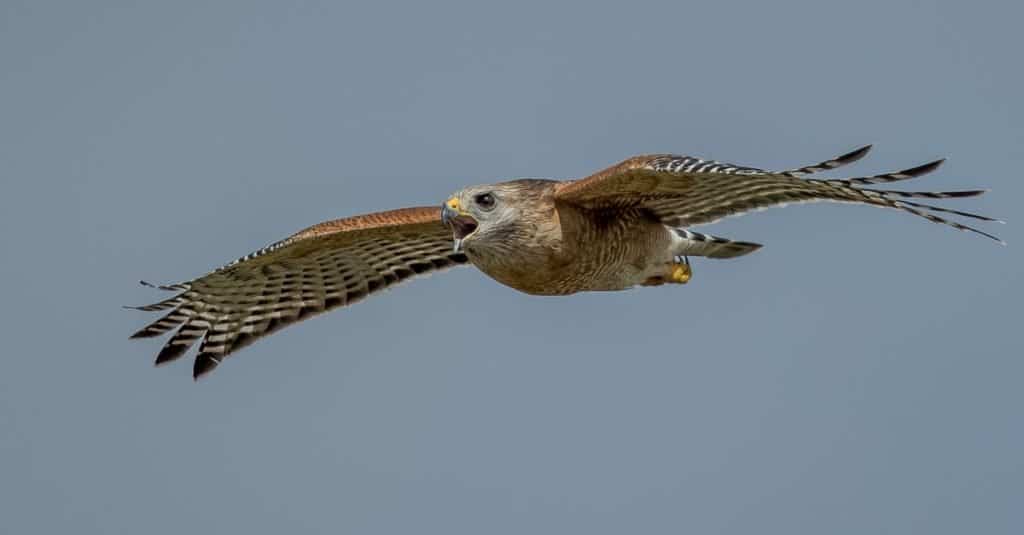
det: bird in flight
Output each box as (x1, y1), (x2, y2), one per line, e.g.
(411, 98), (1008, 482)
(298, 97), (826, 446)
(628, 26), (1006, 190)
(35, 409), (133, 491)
(129, 145), (1002, 379)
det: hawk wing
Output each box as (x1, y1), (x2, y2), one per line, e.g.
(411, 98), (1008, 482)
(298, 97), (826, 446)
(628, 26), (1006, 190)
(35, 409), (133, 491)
(129, 206), (467, 379)
(554, 147), (1002, 241)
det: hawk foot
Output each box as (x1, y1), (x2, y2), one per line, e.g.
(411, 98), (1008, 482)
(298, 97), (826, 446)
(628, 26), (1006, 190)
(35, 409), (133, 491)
(642, 258), (692, 286)
(670, 258), (692, 284)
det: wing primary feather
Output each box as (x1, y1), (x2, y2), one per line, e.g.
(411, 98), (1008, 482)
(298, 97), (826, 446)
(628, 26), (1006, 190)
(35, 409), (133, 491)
(890, 199), (1003, 222)
(193, 354), (221, 380)
(154, 323), (203, 365)
(139, 280), (191, 291)
(124, 294), (186, 312)
(778, 144), (873, 177)
(890, 201), (1005, 243)
(131, 308), (189, 339)
(869, 188), (986, 199)
(817, 159), (945, 187)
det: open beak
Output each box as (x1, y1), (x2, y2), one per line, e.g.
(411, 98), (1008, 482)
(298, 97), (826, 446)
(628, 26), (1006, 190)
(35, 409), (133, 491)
(441, 197), (478, 252)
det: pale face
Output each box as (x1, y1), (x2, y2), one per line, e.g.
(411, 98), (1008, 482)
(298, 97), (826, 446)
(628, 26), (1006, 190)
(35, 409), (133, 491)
(440, 183), (521, 253)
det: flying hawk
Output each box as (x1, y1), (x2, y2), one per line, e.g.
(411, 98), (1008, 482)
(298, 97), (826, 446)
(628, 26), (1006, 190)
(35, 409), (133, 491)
(129, 145), (1002, 379)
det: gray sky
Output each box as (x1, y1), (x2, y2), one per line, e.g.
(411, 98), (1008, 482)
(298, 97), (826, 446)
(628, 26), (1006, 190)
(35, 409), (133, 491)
(1, 1), (1021, 533)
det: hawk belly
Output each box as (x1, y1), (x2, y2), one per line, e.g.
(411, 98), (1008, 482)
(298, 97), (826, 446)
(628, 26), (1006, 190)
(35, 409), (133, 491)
(466, 207), (675, 295)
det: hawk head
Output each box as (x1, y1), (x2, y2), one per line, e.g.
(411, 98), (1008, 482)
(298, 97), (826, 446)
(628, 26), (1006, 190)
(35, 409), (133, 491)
(441, 180), (552, 254)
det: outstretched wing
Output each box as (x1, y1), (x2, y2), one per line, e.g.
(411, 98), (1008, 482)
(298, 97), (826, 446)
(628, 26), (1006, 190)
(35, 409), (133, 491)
(554, 147), (1002, 242)
(129, 206), (467, 379)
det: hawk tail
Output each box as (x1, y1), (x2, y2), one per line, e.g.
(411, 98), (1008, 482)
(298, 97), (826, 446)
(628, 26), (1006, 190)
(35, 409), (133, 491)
(671, 228), (763, 259)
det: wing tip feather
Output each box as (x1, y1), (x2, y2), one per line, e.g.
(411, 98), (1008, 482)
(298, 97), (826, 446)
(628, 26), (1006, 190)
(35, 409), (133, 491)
(130, 329), (156, 340)
(903, 158), (946, 177)
(842, 144), (874, 162)
(193, 355), (221, 380)
(154, 342), (189, 366)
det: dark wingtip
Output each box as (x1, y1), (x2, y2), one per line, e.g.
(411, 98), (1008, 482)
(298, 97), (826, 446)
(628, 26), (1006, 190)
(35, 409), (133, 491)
(903, 158), (945, 177)
(192, 354), (221, 380)
(939, 189), (987, 198)
(841, 144), (873, 163)
(153, 352), (177, 366)
(139, 279), (188, 292)
(130, 329), (154, 340)
(124, 303), (158, 312)
(975, 229), (1005, 244)
(155, 341), (189, 365)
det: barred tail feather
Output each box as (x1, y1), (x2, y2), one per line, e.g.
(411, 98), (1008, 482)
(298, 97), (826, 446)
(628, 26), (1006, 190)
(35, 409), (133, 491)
(671, 228), (763, 259)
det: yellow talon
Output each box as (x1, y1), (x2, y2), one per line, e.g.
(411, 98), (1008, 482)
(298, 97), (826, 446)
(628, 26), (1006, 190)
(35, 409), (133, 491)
(671, 263), (692, 284)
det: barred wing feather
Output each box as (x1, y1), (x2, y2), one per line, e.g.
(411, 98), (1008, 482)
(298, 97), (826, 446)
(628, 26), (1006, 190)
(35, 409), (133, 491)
(129, 207), (467, 379)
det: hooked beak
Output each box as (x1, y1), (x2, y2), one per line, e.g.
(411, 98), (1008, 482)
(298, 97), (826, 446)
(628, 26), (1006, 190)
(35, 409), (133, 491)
(441, 197), (478, 252)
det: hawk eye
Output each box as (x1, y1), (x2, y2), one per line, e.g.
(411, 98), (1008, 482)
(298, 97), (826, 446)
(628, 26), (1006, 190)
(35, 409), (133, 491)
(475, 193), (496, 211)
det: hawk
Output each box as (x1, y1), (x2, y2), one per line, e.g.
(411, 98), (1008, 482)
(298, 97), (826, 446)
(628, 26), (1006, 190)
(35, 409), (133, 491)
(129, 145), (1002, 379)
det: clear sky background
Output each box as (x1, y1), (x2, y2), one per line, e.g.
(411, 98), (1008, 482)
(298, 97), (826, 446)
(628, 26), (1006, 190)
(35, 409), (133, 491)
(1, 1), (1020, 533)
